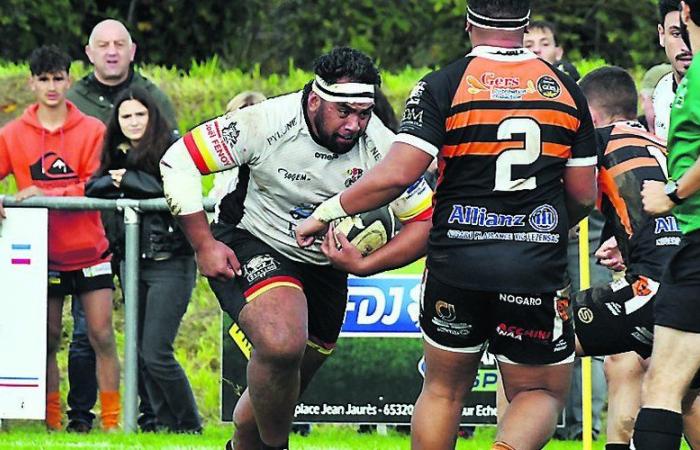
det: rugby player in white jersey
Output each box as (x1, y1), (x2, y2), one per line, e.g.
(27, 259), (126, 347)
(159, 47), (433, 450)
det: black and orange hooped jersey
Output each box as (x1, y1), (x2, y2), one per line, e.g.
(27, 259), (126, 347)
(597, 121), (682, 279)
(395, 46), (597, 292)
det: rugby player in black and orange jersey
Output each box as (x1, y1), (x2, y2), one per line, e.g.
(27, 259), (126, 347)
(574, 66), (700, 450)
(296, 1), (598, 449)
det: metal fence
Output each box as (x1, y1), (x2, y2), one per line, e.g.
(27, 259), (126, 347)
(0, 195), (213, 433)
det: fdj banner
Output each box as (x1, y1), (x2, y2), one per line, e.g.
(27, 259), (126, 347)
(0, 208), (48, 419)
(221, 274), (499, 425)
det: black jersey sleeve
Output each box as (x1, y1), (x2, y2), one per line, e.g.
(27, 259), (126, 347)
(395, 58), (470, 157)
(556, 70), (598, 167)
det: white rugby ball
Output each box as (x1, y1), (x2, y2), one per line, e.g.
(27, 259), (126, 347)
(332, 207), (397, 256)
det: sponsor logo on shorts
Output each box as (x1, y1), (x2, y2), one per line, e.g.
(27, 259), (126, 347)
(529, 204), (558, 232)
(536, 75), (561, 99)
(495, 323), (552, 342)
(498, 294), (542, 306)
(553, 339), (568, 352)
(243, 254), (279, 283)
(435, 300), (456, 322)
(431, 301), (471, 336)
(577, 307), (594, 324)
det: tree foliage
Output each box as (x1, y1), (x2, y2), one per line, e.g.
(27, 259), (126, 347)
(1, 0), (665, 72)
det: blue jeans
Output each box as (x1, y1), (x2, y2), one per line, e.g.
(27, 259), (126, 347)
(135, 256), (201, 431)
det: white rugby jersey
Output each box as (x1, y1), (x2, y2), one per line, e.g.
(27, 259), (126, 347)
(652, 72), (675, 140)
(162, 88), (432, 264)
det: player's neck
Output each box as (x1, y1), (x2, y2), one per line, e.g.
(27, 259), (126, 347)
(36, 102), (68, 132)
(469, 28), (524, 49)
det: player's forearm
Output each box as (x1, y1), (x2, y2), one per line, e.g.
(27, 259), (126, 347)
(676, 158), (700, 201)
(356, 220), (430, 276)
(177, 211), (216, 252)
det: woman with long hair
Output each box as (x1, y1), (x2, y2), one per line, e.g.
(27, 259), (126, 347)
(86, 86), (201, 433)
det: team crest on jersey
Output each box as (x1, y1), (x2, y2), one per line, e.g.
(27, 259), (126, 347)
(406, 81), (427, 106)
(221, 121), (240, 149)
(536, 76), (561, 99)
(528, 204), (558, 232)
(344, 167), (364, 187)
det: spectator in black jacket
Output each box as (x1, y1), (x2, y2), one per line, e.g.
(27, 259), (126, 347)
(86, 87), (201, 433)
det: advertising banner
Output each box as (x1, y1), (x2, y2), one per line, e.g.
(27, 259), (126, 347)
(221, 272), (500, 425)
(0, 208), (48, 419)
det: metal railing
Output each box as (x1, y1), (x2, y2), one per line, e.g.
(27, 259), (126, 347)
(0, 195), (213, 433)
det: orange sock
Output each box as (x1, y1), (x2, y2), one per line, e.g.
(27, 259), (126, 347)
(492, 442), (516, 450)
(46, 391), (62, 430)
(99, 391), (121, 430)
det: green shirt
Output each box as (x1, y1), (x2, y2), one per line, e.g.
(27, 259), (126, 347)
(668, 56), (700, 234)
(67, 69), (177, 128)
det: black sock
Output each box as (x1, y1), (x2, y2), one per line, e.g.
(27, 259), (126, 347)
(261, 442), (289, 450)
(605, 443), (630, 450)
(632, 407), (683, 450)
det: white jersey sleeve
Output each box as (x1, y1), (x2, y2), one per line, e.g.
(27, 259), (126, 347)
(652, 72), (675, 141)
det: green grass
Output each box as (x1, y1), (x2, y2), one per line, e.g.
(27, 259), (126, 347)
(0, 422), (613, 449)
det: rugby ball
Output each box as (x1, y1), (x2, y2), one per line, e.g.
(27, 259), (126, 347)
(332, 207), (397, 256)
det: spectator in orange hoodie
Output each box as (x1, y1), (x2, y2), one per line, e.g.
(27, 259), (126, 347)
(0, 45), (121, 431)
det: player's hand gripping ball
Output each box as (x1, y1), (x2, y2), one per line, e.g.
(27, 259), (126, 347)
(332, 207), (397, 256)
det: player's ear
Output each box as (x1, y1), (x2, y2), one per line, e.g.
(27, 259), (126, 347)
(555, 46), (564, 62)
(308, 91), (322, 113)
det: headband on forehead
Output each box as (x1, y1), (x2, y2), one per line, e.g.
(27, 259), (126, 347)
(312, 75), (375, 104)
(467, 7), (530, 30)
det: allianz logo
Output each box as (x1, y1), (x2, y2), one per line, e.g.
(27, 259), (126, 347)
(447, 205), (525, 227)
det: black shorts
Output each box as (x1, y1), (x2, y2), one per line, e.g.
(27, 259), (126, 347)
(574, 274), (657, 358)
(420, 270), (574, 365)
(47, 261), (115, 297)
(208, 223), (347, 351)
(655, 232), (700, 333)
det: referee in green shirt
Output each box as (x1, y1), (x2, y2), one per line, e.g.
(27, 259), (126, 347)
(637, 1), (700, 448)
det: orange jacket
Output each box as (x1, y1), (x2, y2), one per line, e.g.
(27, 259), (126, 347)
(0, 101), (110, 271)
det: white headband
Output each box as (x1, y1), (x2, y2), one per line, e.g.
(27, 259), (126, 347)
(312, 75), (375, 104)
(467, 7), (530, 30)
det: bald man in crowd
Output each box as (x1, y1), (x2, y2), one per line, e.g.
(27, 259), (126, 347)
(64, 19), (177, 433)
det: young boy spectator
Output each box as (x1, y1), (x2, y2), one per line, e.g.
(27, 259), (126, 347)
(0, 45), (120, 431)
(524, 20), (581, 81)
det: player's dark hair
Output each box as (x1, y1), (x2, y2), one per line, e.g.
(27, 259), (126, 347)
(685, 0), (700, 25)
(528, 20), (559, 44)
(659, 0), (681, 24)
(313, 47), (381, 86)
(467, 0), (530, 20)
(100, 86), (174, 176)
(373, 88), (399, 132)
(28, 45), (71, 76)
(579, 66), (638, 120)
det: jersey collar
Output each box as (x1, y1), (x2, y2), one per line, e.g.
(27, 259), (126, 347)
(467, 46), (537, 62)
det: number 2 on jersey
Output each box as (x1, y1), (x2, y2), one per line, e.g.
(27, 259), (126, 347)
(494, 117), (541, 192)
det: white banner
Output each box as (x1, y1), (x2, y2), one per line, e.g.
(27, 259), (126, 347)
(0, 208), (47, 419)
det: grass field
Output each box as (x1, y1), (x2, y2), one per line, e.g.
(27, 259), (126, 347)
(0, 422), (619, 450)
